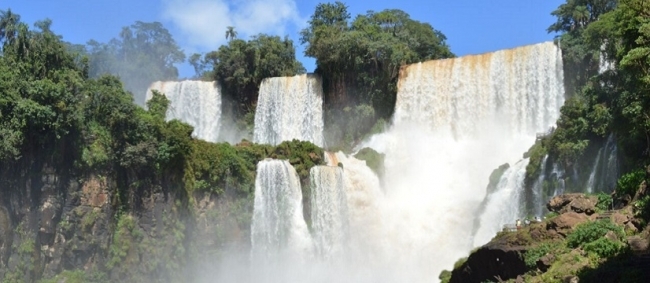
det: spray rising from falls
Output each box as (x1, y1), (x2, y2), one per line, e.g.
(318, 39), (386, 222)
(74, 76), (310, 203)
(473, 158), (529, 247)
(254, 74), (324, 147)
(146, 81), (222, 142)
(363, 41), (564, 279)
(239, 42), (564, 283)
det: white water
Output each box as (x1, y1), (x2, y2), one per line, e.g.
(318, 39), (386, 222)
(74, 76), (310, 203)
(145, 81), (222, 142)
(473, 158), (529, 247)
(532, 155), (549, 217)
(254, 74), (324, 147)
(585, 150), (602, 193)
(251, 159), (312, 260)
(237, 42), (565, 283)
(366, 41), (564, 279)
(310, 165), (348, 258)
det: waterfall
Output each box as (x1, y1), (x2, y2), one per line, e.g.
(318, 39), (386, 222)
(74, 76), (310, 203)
(550, 163), (566, 196)
(251, 159), (312, 259)
(531, 155), (549, 217)
(473, 158), (529, 247)
(310, 165), (348, 258)
(591, 134), (619, 193)
(239, 42), (564, 282)
(585, 150), (602, 194)
(145, 81), (222, 142)
(370, 41), (564, 278)
(254, 74), (324, 147)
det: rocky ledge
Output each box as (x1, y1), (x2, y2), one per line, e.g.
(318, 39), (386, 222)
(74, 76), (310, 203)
(444, 192), (650, 283)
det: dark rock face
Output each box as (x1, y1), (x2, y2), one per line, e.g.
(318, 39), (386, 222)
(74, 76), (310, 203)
(537, 253), (554, 272)
(547, 194), (597, 215)
(450, 244), (528, 283)
(0, 162), (236, 282)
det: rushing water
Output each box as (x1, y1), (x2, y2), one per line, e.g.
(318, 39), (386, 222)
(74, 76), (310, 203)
(239, 42), (565, 283)
(145, 81), (222, 142)
(473, 158), (529, 247)
(254, 74), (324, 147)
(310, 165), (348, 258)
(251, 159), (312, 260)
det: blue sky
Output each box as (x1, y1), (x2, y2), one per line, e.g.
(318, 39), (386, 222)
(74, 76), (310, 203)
(3, 0), (564, 78)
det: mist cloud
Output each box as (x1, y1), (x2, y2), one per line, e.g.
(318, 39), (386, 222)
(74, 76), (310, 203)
(162, 0), (305, 51)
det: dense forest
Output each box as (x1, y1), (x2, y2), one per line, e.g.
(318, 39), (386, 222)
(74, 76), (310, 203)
(1, 0), (650, 281)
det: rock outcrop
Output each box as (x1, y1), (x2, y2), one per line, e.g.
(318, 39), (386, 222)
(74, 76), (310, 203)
(547, 194), (598, 215)
(450, 243), (527, 283)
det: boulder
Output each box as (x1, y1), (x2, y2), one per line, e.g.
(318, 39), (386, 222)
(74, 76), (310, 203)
(546, 212), (589, 237)
(547, 194), (597, 215)
(537, 253), (555, 272)
(449, 244), (527, 283)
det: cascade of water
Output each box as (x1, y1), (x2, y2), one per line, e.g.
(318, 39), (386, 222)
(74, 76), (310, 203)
(375, 41), (564, 279)
(550, 163), (566, 196)
(251, 159), (312, 259)
(473, 159), (529, 247)
(310, 165), (348, 258)
(532, 155), (549, 217)
(585, 149), (603, 194)
(596, 134), (619, 192)
(242, 42), (564, 283)
(254, 74), (324, 146)
(145, 81), (221, 142)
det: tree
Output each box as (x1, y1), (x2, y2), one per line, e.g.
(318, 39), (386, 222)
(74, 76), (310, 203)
(225, 26), (237, 41)
(300, 4), (453, 146)
(203, 33), (305, 115)
(0, 9), (20, 47)
(86, 21), (185, 104)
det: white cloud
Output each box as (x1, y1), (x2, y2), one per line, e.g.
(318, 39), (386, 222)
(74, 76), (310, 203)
(162, 0), (306, 51)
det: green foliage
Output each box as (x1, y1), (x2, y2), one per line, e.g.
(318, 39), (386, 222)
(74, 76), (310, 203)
(595, 192), (613, 212)
(582, 237), (626, 258)
(524, 140), (547, 180)
(301, 3), (453, 148)
(38, 270), (108, 283)
(566, 220), (624, 250)
(107, 214), (141, 270)
(146, 89), (170, 120)
(354, 147), (385, 178)
(438, 270), (451, 283)
(525, 242), (554, 269)
(202, 34), (305, 118)
(616, 169), (645, 198)
(633, 195), (650, 220)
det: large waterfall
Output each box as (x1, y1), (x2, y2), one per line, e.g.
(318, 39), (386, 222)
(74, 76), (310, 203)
(222, 42), (566, 283)
(254, 74), (324, 147)
(145, 81), (222, 142)
(366, 41), (565, 279)
(251, 159), (312, 259)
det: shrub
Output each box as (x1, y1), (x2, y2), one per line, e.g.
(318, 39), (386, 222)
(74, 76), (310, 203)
(616, 170), (645, 198)
(354, 147), (385, 178)
(595, 192), (613, 212)
(566, 220), (624, 250)
(525, 242), (553, 268)
(582, 237), (626, 258)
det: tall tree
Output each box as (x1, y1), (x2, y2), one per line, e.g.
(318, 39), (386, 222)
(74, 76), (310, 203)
(86, 21), (185, 104)
(225, 26), (237, 41)
(300, 3), (453, 145)
(0, 9), (20, 47)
